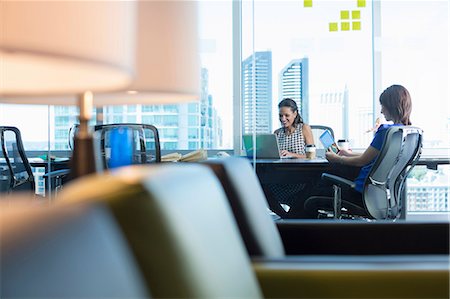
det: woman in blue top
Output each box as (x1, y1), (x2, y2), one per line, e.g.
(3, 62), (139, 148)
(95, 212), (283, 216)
(304, 84), (412, 218)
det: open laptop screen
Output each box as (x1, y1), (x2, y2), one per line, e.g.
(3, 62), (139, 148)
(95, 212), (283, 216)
(242, 134), (282, 159)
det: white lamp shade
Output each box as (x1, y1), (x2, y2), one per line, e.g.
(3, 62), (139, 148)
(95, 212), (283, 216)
(1, 1), (199, 106)
(0, 1), (136, 97)
(94, 0), (200, 105)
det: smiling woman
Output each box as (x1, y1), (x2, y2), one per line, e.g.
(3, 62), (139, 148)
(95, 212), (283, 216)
(274, 98), (314, 159)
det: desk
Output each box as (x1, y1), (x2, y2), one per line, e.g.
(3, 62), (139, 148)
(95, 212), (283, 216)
(250, 158), (360, 218)
(253, 156), (449, 219)
(29, 157), (70, 170)
(254, 158), (331, 185)
(29, 158), (71, 199)
(253, 156), (449, 184)
(417, 156), (450, 170)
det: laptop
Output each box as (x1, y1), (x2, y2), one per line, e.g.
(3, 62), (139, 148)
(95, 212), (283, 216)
(242, 134), (288, 159)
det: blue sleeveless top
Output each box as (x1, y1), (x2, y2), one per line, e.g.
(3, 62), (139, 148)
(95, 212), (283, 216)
(354, 124), (401, 193)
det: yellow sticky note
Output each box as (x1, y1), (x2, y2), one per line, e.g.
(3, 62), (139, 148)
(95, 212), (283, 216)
(341, 10), (350, 20)
(304, 0), (312, 7)
(329, 22), (338, 32)
(341, 22), (350, 31)
(352, 10), (360, 19)
(357, 0), (366, 7)
(352, 21), (361, 30)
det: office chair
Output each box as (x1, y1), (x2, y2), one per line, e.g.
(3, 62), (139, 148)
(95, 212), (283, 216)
(0, 126), (35, 194)
(57, 163), (449, 299)
(0, 126), (71, 199)
(68, 123), (79, 151)
(307, 126), (423, 220)
(0, 199), (149, 298)
(60, 164), (263, 298)
(310, 125), (334, 150)
(203, 157), (449, 256)
(93, 123), (161, 169)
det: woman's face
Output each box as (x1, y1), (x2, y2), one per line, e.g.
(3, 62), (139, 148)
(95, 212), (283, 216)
(381, 104), (392, 122)
(279, 106), (297, 129)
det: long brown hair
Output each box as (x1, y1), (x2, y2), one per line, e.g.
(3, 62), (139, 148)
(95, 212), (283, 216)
(379, 84), (412, 125)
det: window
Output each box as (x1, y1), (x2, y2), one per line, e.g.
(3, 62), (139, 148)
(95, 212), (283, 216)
(1, 1), (448, 213)
(243, 1), (373, 147)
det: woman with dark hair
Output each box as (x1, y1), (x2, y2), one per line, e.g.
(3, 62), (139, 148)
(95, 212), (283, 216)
(274, 98), (314, 158)
(263, 98), (314, 218)
(303, 84), (413, 218)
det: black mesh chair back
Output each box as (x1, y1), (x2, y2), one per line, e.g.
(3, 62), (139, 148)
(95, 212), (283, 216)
(68, 124), (79, 151)
(310, 125), (334, 150)
(0, 126), (35, 194)
(93, 123), (161, 169)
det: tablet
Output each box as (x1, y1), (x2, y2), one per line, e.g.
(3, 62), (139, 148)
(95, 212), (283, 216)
(319, 130), (339, 154)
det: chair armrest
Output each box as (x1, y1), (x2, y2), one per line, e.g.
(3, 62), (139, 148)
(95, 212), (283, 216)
(321, 173), (356, 189)
(43, 169), (70, 179)
(253, 257), (449, 299)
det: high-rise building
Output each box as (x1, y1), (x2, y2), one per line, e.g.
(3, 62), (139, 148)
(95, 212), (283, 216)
(279, 58), (309, 123)
(241, 51), (272, 134)
(408, 184), (449, 212)
(315, 88), (346, 139)
(51, 67), (222, 151)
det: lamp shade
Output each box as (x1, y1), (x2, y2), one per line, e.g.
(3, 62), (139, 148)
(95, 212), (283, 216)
(1, 0), (199, 106)
(0, 1), (136, 97)
(106, 0), (200, 104)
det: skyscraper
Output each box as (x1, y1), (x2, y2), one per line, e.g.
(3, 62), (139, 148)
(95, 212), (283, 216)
(313, 86), (350, 141)
(279, 58), (309, 123)
(241, 51), (272, 134)
(51, 67), (222, 151)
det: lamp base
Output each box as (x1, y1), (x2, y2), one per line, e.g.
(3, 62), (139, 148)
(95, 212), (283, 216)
(69, 131), (97, 179)
(69, 91), (97, 179)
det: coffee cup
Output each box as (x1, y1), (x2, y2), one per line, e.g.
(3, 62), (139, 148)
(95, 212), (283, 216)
(305, 144), (316, 159)
(337, 139), (349, 151)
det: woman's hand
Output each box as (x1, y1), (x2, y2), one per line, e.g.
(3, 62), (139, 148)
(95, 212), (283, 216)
(280, 150), (292, 157)
(325, 150), (341, 163)
(280, 150), (305, 158)
(337, 148), (352, 156)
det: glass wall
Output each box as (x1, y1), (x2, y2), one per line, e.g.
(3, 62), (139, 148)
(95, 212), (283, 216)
(1, 0), (448, 211)
(243, 0), (449, 214)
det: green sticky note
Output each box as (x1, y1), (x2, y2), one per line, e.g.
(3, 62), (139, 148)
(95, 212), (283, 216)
(357, 0), (366, 7)
(352, 21), (361, 30)
(341, 10), (349, 20)
(352, 10), (360, 19)
(341, 22), (350, 31)
(329, 22), (338, 32)
(304, 0), (312, 7)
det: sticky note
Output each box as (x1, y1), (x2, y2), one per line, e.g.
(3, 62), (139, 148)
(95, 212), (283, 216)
(304, 0), (312, 7)
(352, 21), (361, 30)
(341, 10), (350, 19)
(329, 22), (338, 32)
(357, 0), (366, 7)
(341, 22), (350, 31)
(352, 10), (360, 19)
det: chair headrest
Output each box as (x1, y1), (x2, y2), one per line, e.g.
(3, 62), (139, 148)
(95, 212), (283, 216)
(60, 163), (263, 298)
(0, 200), (148, 298)
(204, 157), (285, 258)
